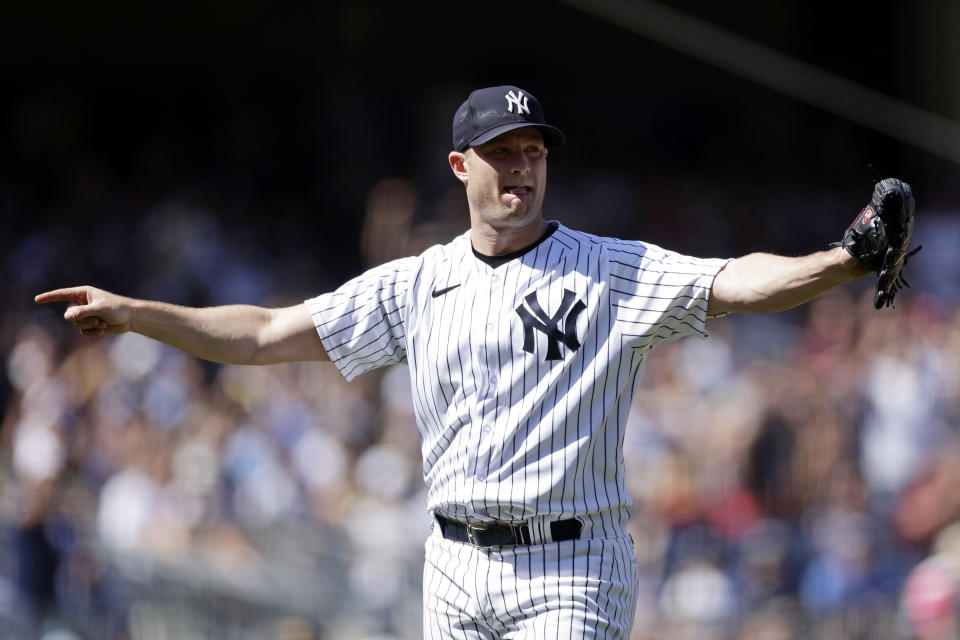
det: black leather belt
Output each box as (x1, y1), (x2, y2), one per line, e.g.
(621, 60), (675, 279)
(436, 515), (582, 548)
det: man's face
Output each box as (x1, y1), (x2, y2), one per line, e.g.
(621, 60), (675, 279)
(450, 127), (548, 228)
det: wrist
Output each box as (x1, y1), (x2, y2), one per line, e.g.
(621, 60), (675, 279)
(832, 246), (871, 278)
(127, 297), (144, 333)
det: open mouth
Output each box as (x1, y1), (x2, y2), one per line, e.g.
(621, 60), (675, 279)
(503, 186), (531, 196)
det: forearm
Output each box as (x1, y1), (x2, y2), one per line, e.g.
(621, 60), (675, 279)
(36, 285), (328, 364)
(129, 300), (280, 365)
(709, 247), (869, 315)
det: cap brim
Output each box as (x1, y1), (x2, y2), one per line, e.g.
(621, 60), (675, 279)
(468, 122), (565, 149)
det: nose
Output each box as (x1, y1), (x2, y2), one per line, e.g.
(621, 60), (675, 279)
(510, 153), (532, 175)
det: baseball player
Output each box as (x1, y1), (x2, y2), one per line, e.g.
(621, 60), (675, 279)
(36, 85), (916, 638)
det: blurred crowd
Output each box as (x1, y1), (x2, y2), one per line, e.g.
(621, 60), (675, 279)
(3, 77), (960, 637)
(2, 182), (960, 640)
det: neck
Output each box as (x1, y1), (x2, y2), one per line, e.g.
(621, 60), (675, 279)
(470, 217), (549, 256)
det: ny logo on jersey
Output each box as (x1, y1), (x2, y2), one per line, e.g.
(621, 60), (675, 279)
(505, 90), (530, 115)
(515, 288), (586, 361)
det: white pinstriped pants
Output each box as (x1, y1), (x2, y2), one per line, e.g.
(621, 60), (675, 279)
(422, 531), (639, 639)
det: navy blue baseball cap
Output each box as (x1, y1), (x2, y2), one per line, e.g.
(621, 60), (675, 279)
(452, 85), (565, 152)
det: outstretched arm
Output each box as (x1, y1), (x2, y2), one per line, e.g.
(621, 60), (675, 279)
(708, 246), (869, 315)
(34, 286), (329, 365)
(710, 176), (919, 315)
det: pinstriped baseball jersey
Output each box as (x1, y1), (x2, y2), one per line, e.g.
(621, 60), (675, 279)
(306, 222), (726, 528)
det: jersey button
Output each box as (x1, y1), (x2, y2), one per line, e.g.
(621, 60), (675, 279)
(489, 376), (498, 387)
(486, 323), (495, 332)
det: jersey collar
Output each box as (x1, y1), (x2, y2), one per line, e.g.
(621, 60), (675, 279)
(471, 221), (560, 269)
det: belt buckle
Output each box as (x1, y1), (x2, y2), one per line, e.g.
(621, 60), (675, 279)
(466, 523), (494, 548)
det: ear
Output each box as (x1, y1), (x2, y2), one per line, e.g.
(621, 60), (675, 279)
(448, 151), (469, 185)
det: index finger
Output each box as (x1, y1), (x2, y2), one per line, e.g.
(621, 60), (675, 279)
(35, 287), (90, 305)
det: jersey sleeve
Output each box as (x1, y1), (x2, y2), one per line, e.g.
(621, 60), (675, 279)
(305, 257), (418, 381)
(608, 241), (728, 350)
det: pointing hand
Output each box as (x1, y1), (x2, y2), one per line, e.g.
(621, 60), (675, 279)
(35, 286), (135, 337)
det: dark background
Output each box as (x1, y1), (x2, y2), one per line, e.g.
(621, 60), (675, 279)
(2, 0), (957, 296)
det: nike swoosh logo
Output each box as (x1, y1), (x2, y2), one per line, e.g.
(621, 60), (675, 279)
(431, 284), (461, 298)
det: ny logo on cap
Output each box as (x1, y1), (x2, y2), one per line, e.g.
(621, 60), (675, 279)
(515, 289), (586, 361)
(505, 90), (530, 116)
